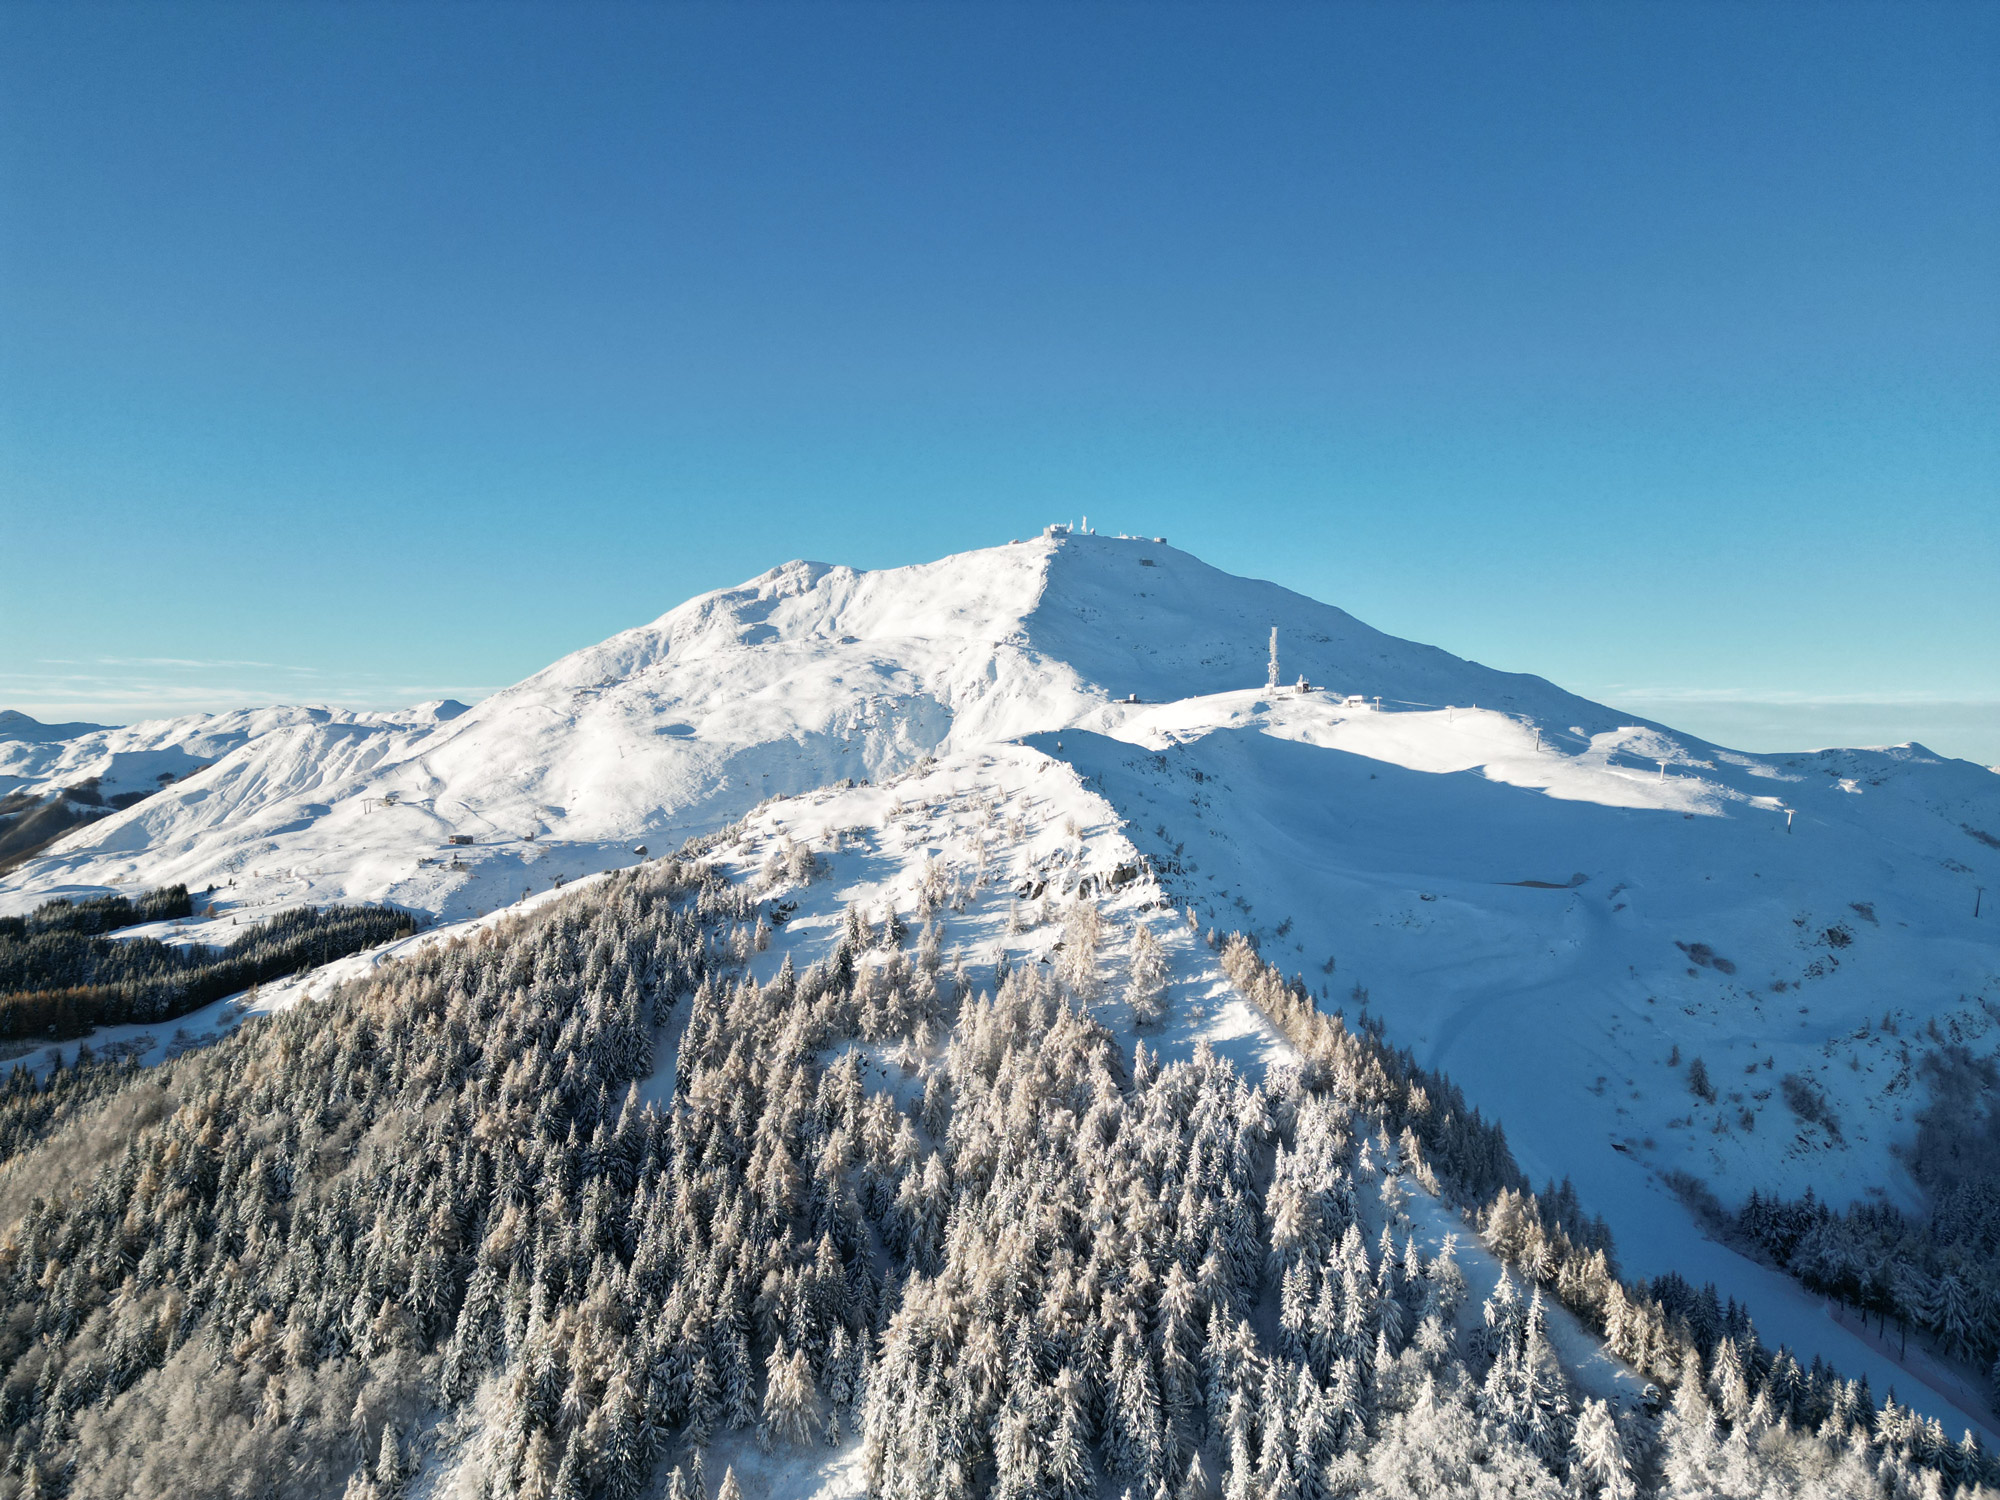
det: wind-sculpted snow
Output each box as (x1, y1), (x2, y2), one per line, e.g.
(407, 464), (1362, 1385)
(1027, 537), (1618, 728)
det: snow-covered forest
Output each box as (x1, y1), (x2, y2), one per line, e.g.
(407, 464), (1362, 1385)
(1728, 1037), (2000, 1390)
(0, 830), (1990, 1500)
(0, 896), (417, 1039)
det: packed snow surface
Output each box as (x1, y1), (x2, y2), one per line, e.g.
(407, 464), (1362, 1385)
(5, 531), (1998, 1446)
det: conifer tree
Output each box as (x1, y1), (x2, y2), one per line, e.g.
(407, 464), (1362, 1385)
(1125, 921), (1168, 1027)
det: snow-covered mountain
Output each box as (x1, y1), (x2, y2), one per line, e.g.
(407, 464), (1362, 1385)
(0, 710), (113, 745)
(8, 534), (1998, 1165)
(6, 528), (1999, 1444)
(9, 529), (1996, 1195)
(0, 534), (1643, 911)
(0, 701), (469, 809)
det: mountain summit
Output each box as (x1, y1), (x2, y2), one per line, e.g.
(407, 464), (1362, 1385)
(2, 533), (1634, 912)
(5, 531), (1991, 925)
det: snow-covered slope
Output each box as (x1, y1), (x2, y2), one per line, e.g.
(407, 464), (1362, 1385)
(0, 701), (468, 809)
(5, 528), (1998, 1440)
(24, 738), (1992, 1454)
(5, 532), (1997, 1201)
(694, 752), (1996, 1448)
(0, 711), (113, 745)
(0, 534), (1637, 918)
(1042, 694), (2000, 1208)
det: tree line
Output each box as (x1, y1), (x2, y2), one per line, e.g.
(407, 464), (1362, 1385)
(0, 888), (193, 942)
(1218, 930), (1997, 1496)
(1730, 1043), (2000, 1408)
(0, 900), (418, 1040)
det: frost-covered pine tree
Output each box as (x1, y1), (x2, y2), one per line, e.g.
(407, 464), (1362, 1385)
(1048, 1366), (1095, 1500)
(1125, 921), (1168, 1027)
(374, 1422), (412, 1500)
(763, 1339), (825, 1447)
(715, 1281), (757, 1429)
(1059, 900), (1102, 1000)
(1707, 1335), (1752, 1428)
(1568, 1398), (1636, 1500)
(1659, 1346), (1720, 1495)
(1513, 1290), (1571, 1467)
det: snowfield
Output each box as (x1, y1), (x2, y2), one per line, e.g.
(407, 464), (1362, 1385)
(5, 530), (1997, 1454)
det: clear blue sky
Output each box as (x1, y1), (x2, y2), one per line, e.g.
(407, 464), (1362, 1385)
(3, 2), (1995, 761)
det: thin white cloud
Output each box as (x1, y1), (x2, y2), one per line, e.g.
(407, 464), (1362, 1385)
(1597, 686), (2000, 709)
(0, 662), (499, 725)
(90, 656), (324, 673)
(32, 656), (314, 672)
(1590, 692), (2000, 765)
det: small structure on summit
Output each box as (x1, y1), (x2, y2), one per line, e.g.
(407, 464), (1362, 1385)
(1267, 627), (1280, 691)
